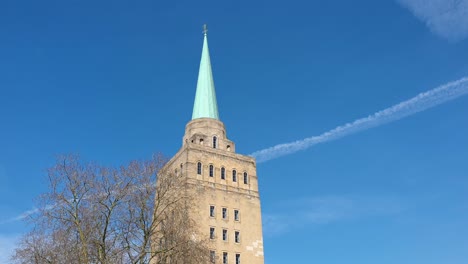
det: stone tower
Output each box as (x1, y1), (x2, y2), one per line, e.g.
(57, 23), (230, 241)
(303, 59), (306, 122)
(158, 26), (264, 264)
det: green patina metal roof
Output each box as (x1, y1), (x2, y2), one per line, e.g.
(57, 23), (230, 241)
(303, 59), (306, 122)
(192, 26), (219, 120)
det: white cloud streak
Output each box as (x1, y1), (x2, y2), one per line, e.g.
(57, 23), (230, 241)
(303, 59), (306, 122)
(251, 77), (468, 163)
(0, 208), (41, 225)
(397, 0), (468, 41)
(263, 195), (404, 236)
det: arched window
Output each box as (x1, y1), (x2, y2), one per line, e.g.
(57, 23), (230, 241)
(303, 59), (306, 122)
(232, 170), (237, 182)
(221, 167), (225, 180)
(199, 138), (204, 145)
(209, 165), (214, 177)
(197, 162), (202, 175)
(213, 136), (217, 149)
(243, 172), (248, 184)
(226, 145), (231, 151)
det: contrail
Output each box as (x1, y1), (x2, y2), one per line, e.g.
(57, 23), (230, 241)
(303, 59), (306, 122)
(250, 76), (468, 163)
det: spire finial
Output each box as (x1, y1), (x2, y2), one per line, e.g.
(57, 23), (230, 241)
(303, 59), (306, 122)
(203, 24), (208, 36)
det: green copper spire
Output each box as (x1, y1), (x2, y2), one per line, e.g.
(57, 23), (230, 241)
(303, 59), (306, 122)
(192, 24), (219, 120)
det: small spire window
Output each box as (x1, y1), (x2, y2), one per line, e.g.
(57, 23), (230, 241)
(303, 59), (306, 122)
(221, 167), (225, 180)
(197, 162), (202, 175)
(232, 170), (237, 182)
(213, 136), (217, 149)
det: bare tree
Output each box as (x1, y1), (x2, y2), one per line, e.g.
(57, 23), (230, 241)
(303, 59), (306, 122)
(12, 154), (210, 264)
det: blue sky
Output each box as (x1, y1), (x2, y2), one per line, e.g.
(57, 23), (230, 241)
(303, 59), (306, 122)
(1, 0), (468, 263)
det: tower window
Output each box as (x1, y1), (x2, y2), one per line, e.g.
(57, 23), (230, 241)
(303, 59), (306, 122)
(222, 207), (227, 219)
(243, 172), (248, 184)
(197, 162), (202, 175)
(227, 145), (231, 151)
(235, 231), (240, 243)
(236, 253), (240, 264)
(213, 136), (217, 149)
(232, 170), (237, 182)
(209, 165), (214, 177)
(221, 167), (225, 180)
(223, 252), (228, 264)
(210, 227), (215, 239)
(200, 138), (204, 145)
(234, 210), (240, 221)
(210, 251), (216, 263)
(210, 205), (215, 217)
(222, 229), (228, 241)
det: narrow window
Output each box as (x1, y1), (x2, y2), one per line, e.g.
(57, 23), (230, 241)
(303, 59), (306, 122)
(234, 210), (240, 221)
(243, 172), (248, 184)
(200, 138), (204, 145)
(213, 136), (217, 149)
(210, 227), (215, 239)
(222, 229), (227, 241)
(210, 205), (215, 217)
(223, 252), (228, 264)
(210, 251), (216, 263)
(232, 170), (237, 182)
(197, 162), (202, 175)
(209, 165), (214, 177)
(227, 145), (231, 151)
(222, 208), (227, 219)
(236, 253), (240, 264)
(221, 167), (225, 180)
(235, 231), (240, 243)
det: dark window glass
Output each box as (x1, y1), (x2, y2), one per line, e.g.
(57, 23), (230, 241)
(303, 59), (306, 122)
(222, 229), (227, 241)
(234, 210), (239, 221)
(213, 136), (217, 148)
(210, 206), (215, 217)
(210, 251), (216, 263)
(223, 252), (228, 264)
(210, 227), (215, 239)
(236, 253), (240, 264)
(233, 170), (237, 182)
(243, 172), (248, 184)
(209, 165), (214, 177)
(235, 231), (240, 243)
(197, 162), (202, 175)
(222, 208), (227, 219)
(221, 167), (225, 180)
